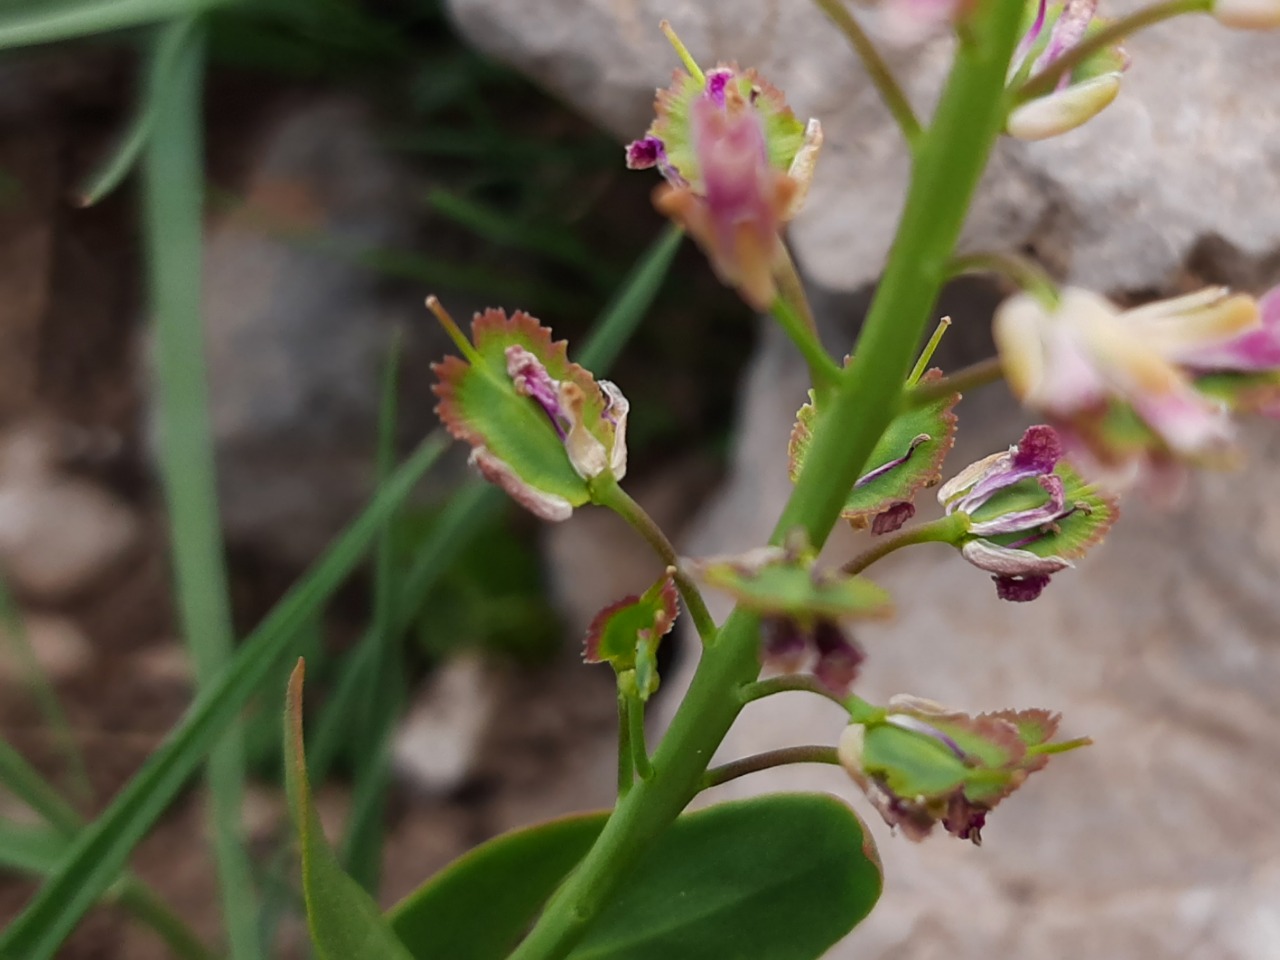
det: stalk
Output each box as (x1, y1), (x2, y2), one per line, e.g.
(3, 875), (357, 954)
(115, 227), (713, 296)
(507, 5), (1027, 958)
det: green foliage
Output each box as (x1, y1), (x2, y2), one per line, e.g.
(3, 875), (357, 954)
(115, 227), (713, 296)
(283, 662), (416, 960)
(388, 795), (882, 960)
(388, 812), (609, 960)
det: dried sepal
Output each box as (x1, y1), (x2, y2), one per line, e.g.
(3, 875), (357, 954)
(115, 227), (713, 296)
(839, 698), (1089, 845)
(583, 571), (679, 701)
(789, 370), (959, 529)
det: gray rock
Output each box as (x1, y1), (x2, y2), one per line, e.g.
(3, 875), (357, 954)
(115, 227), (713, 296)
(393, 656), (498, 795)
(446, 0), (1280, 294)
(0, 424), (140, 601)
(196, 97), (438, 562)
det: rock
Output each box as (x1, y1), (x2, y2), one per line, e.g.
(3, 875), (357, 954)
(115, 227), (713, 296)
(0, 613), (93, 684)
(445, 0), (1280, 294)
(195, 97), (442, 563)
(651, 289), (1280, 958)
(0, 424), (141, 601)
(393, 656), (498, 795)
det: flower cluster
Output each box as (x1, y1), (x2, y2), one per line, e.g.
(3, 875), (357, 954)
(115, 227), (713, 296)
(627, 27), (822, 310)
(995, 285), (1280, 498)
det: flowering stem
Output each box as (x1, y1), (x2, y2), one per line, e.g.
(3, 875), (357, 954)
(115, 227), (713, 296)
(842, 513), (970, 575)
(700, 746), (841, 790)
(811, 0), (923, 148)
(770, 293), (842, 398)
(740, 674), (885, 722)
(590, 475), (718, 645)
(627, 694), (653, 781)
(617, 693), (634, 796)
(1016, 0), (1212, 101)
(508, 7), (1026, 957)
(905, 355), (1004, 407)
(948, 251), (1060, 308)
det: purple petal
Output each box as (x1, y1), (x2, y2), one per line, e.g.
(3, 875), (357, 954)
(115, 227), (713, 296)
(951, 426), (1062, 515)
(994, 573), (1053, 602)
(625, 136), (664, 170)
(856, 433), (930, 488)
(813, 621), (866, 695)
(1181, 286), (1280, 372)
(505, 345), (566, 439)
(1128, 384), (1234, 456)
(961, 540), (1072, 577)
(1032, 0), (1098, 79)
(705, 68), (734, 107)
(1012, 425), (1063, 473)
(967, 473), (1067, 537)
(1012, 0), (1048, 73)
(761, 616), (807, 671)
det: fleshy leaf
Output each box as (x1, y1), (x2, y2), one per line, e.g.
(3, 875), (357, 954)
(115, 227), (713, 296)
(387, 812), (608, 960)
(283, 661), (416, 960)
(967, 459), (1116, 559)
(388, 795), (881, 960)
(789, 370), (959, 528)
(689, 551), (892, 622)
(583, 573), (679, 700)
(433, 309), (618, 514)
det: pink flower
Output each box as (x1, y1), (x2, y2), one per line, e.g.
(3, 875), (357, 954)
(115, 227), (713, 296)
(994, 285), (1272, 495)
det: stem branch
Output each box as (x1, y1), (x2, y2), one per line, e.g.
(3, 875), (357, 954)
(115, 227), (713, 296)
(811, 0), (923, 147)
(591, 477), (718, 645)
(1017, 0), (1212, 101)
(842, 514), (969, 576)
(700, 746), (840, 790)
(906, 356), (1005, 407)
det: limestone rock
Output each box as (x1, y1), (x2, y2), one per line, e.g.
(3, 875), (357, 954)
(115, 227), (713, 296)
(0, 424), (140, 601)
(394, 656), (498, 795)
(0, 613), (93, 684)
(446, 0), (1280, 295)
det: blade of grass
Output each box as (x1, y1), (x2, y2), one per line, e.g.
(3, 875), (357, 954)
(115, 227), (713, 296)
(142, 20), (260, 960)
(0, 578), (92, 804)
(338, 330), (406, 891)
(0, 433), (447, 960)
(0, 0), (235, 50)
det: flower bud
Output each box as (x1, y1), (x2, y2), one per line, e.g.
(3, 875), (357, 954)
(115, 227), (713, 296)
(1007, 72), (1121, 141)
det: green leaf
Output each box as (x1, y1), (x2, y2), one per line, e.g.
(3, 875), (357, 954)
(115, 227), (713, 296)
(972, 460), (1117, 559)
(283, 661), (415, 960)
(689, 551), (892, 622)
(389, 794), (881, 960)
(0, 0), (235, 51)
(387, 812), (609, 960)
(567, 794), (881, 960)
(789, 370), (959, 528)
(0, 434), (446, 960)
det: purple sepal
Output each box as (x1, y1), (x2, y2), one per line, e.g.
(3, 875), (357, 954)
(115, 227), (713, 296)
(967, 473), (1067, 537)
(994, 573), (1052, 602)
(871, 501), (915, 536)
(813, 621), (866, 695)
(705, 68), (733, 107)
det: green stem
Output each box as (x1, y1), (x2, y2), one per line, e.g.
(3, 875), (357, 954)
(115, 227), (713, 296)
(810, 0), (923, 148)
(769, 292), (841, 399)
(617, 693), (634, 797)
(842, 513), (969, 576)
(507, 7), (1026, 958)
(142, 21), (261, 960)
(627, 696), (653, 781)
(1016, 0), (1212, 101)
(700, 746), (840, 790)
(739, 674), (847, 710)
(906, 356), (1004, 408)
(589, 476), (718, 645)
(947, 251), (1059, 307)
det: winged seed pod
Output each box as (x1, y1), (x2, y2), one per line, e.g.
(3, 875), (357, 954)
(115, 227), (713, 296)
(839, 695), (1090, 844)
(430, 299), (628, 522)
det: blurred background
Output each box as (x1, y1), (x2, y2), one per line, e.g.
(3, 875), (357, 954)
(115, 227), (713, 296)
(2, 1), (1280, 958)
